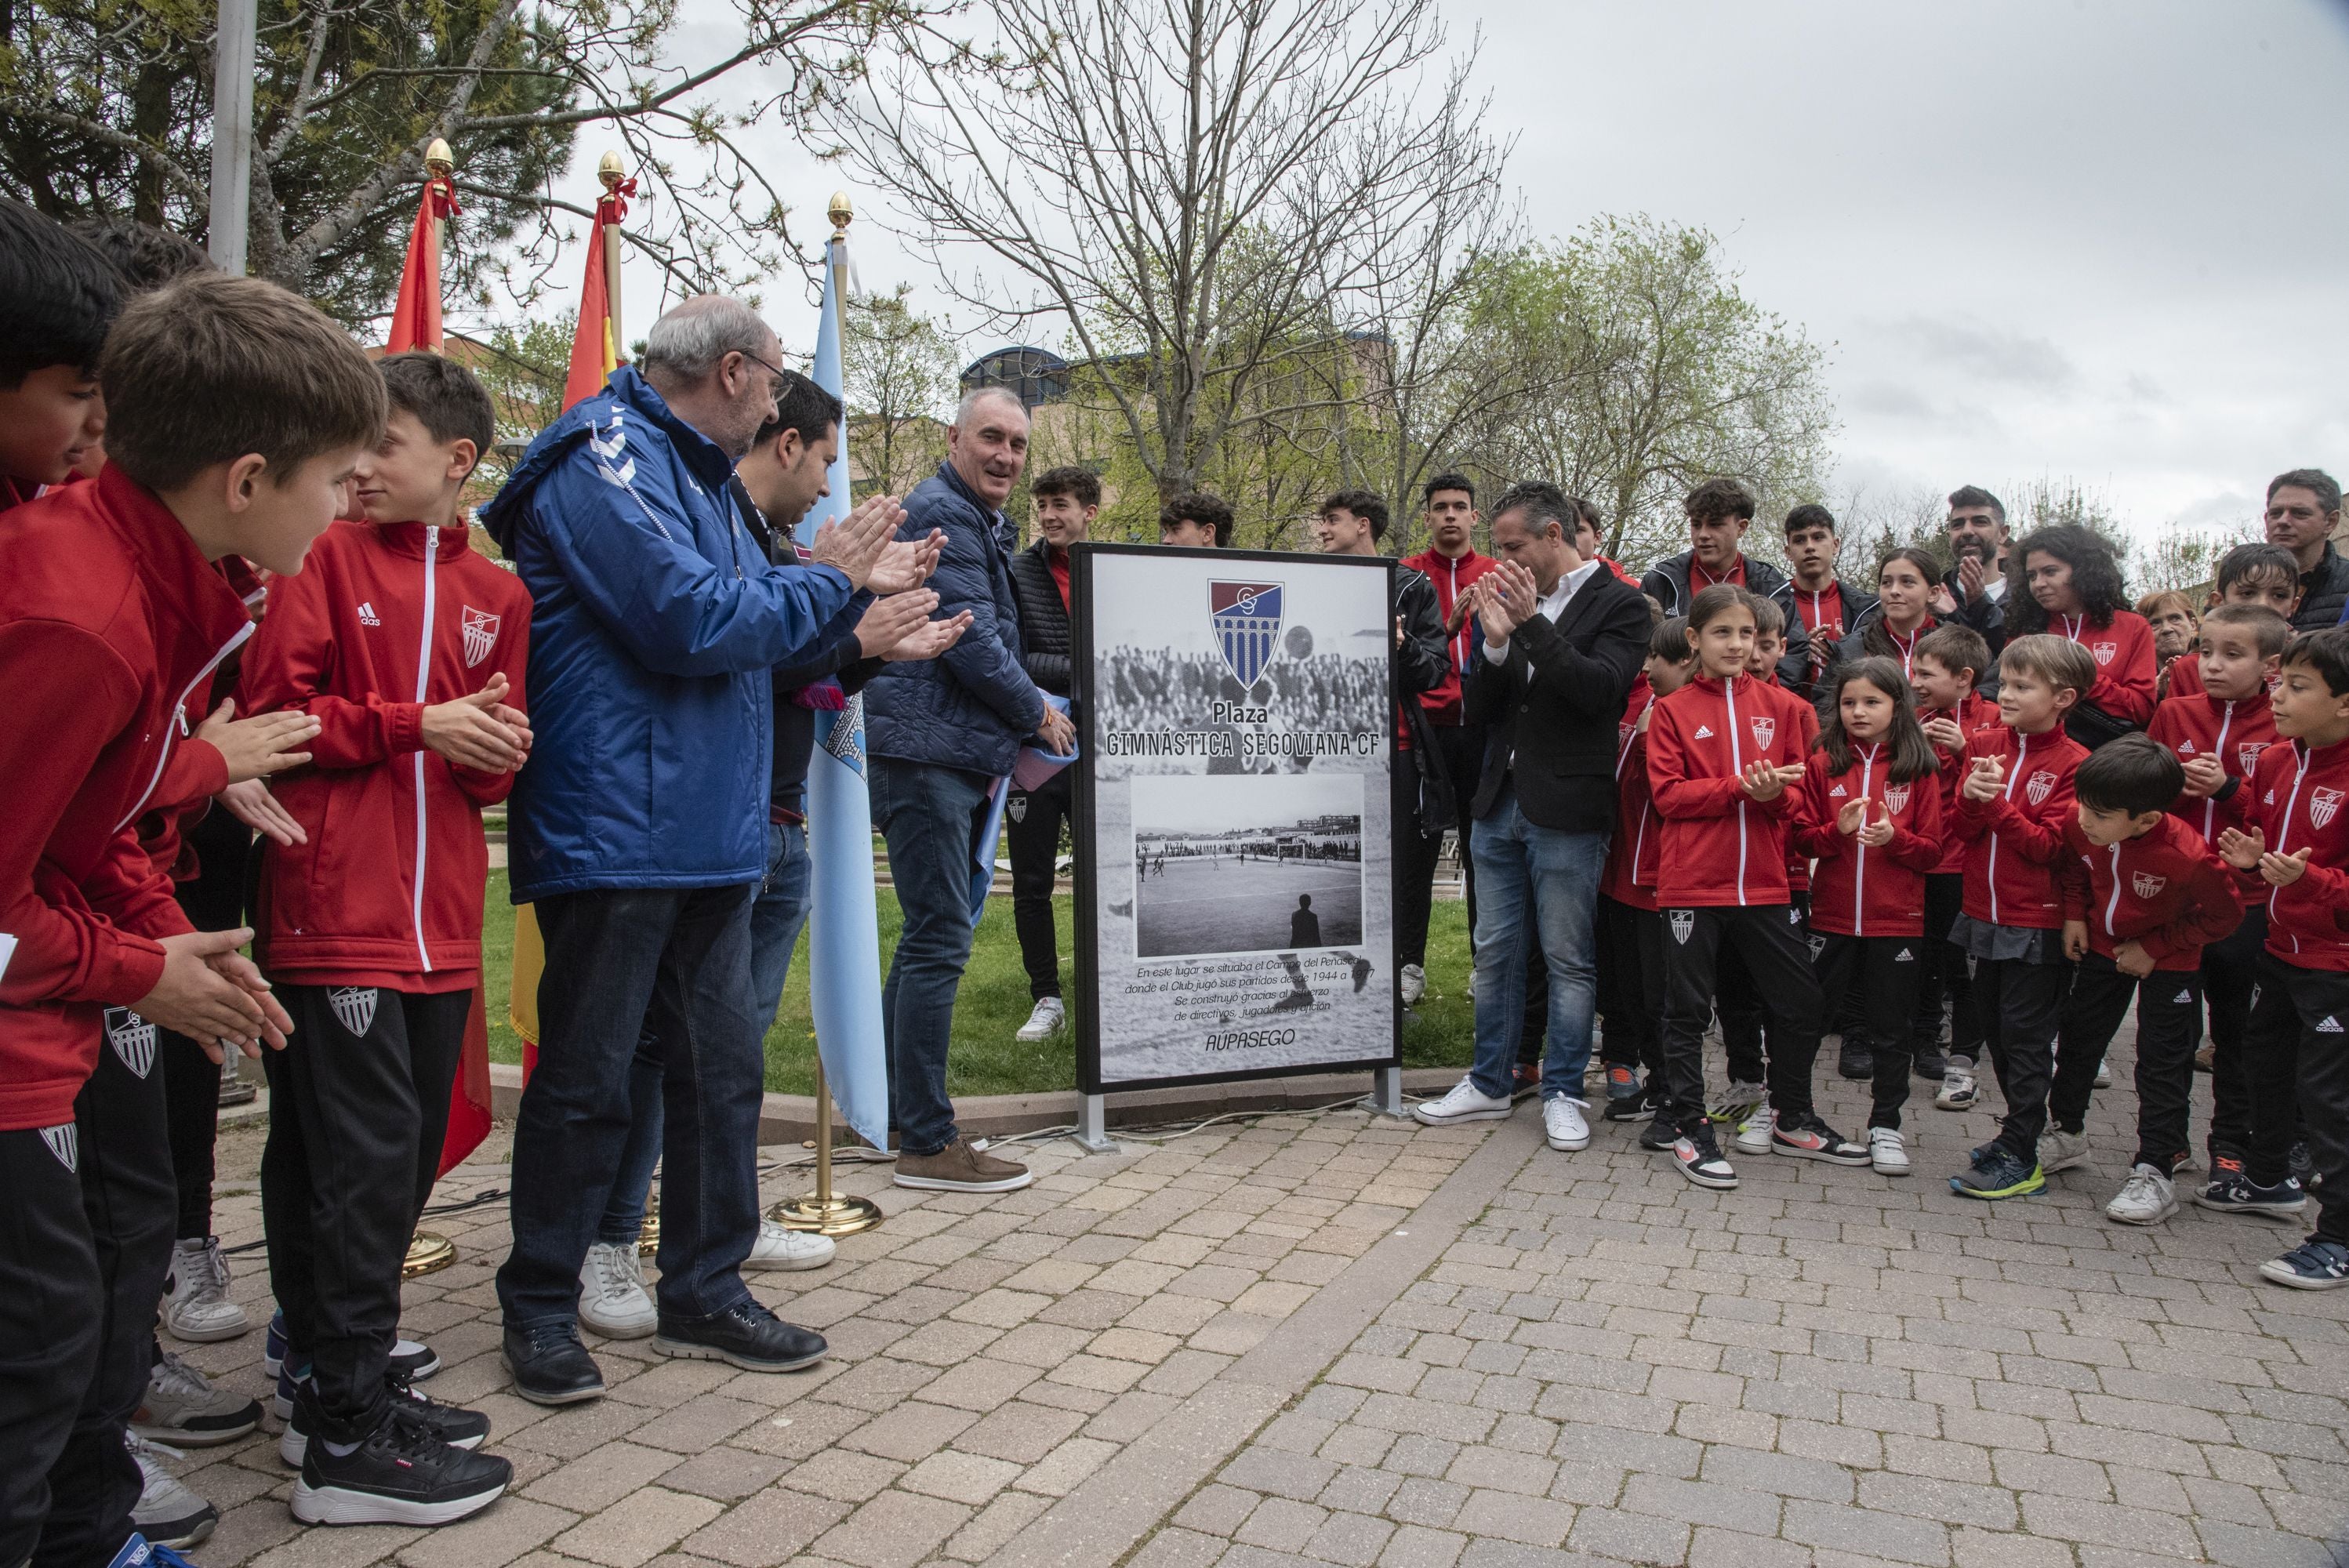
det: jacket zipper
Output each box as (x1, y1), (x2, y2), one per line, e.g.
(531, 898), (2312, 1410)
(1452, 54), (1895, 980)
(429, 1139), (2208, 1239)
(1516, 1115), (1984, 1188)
(114, 621), (256, 833)
(1726, 677), (1747, 902)
(1854, 746), (1875, 935)
(2204, 700), (2234, 842)
(411, 528), (438, 971)
(2274, 746), (2307, 953)
(1987, 731), (2030, 925)
(2104, 843), (2123, 937)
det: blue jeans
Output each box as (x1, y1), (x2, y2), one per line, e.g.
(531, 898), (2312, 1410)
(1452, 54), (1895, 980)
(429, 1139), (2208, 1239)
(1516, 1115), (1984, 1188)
(1467, 785), (1607, 1101)
(496, 882), (764, 1327)
(869, 757), (991, 1156)
(597, 822), (811, 1244)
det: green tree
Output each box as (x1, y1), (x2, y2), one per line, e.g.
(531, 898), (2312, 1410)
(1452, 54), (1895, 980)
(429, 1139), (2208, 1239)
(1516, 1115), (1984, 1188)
(842, 285), (959, 499)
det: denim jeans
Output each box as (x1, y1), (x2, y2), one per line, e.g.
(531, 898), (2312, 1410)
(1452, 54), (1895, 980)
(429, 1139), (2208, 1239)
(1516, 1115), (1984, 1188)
(496, 882), (764, 1327)
(596, 822), (811, 1245)
(870, 757), (992, 1156)
(1466, 784), (1607, 1102)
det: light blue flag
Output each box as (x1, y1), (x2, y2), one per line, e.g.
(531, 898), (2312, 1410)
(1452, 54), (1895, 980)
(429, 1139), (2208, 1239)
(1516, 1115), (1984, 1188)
(793, 233), (891, 1153)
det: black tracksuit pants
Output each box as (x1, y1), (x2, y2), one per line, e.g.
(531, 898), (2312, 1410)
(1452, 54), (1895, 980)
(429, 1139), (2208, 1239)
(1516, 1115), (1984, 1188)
(263, 984), (470, 1442)
(1717, 892), (1808, 1084)
(1913, 873), (1978, 1058)
(1595, 895), (1665, 1077)
(1812, 932), (1922, 1129)
(0, 1123), (105, 1568)
(2202, 906), (2266, 1161)
(1977, 949), (2070, 1162)
(2050, 953), (2202, 1173)
(158, 805), (252, 1240)
(1660, 904), (1824, 1134)
(2242, 953), (2349, 1243)
(1005, 769), (1071, 1002)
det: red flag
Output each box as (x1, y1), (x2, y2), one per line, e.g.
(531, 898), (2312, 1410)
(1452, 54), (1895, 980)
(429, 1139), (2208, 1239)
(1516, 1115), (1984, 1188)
(437, 981), (495, 1176)
(386, 172), (459, 354)
(561, 180), (634, 408)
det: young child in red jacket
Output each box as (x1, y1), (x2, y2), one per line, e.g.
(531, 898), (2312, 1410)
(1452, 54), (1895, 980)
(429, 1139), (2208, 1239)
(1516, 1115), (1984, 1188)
(1594, 617), (1694, 1121)
(1946, 634), (2094, 1200)
(2146, 603), (2285, 1177)
(238, 353), (529, 1525)
(2047, 735), (2241, 1226)
(1645, 585), (1868, 1189)
(1790, 658), (1945, 1175)
(1914, 625), (1999, 1103)
(2214, 629), (2349, 1288)
(0, 254), (379, 1568)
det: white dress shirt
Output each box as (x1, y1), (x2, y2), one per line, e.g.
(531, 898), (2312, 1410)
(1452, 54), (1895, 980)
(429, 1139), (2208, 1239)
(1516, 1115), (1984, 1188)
(1483, 557), (1603, 670)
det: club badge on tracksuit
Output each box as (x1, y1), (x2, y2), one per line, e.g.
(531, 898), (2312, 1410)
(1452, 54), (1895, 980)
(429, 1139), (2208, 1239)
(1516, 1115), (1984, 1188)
(329, 985), (380, 1037)
(103, 1006), (156, 1079)
(41, 1123), (78, 1171)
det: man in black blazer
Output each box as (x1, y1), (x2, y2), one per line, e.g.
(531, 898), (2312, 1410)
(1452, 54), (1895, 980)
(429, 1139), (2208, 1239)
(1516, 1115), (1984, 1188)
(1413, 481), (1649, 1156)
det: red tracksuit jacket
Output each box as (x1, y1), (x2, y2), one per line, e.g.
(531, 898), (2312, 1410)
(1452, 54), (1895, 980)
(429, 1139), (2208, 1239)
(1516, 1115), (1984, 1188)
(2146, 691), (2275, 857)
(1924, 691), (2002, 875)
(1951, 724), (2088, 930)
(1646, 671), (1817, 907)
(2051, 609), (2158, 728)
(1599, 677), (1659, 911)
(2057, 815), (2240, 971)
(2234, 738), (2349, 973)
(1400, 547), (1497, 727)
(240, 520), (532, 989)
(0, 467), (254, 1130)
(1792, 747), (1944, 937)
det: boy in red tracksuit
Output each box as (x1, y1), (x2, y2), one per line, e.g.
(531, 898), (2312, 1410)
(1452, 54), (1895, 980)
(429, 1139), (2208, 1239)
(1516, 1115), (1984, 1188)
(1792, 657), (1945, 1175)
(1915, 626), (1999, 1100)
(0, 263), (380, 1568)
(1946, 634), (2094, 1200)
(2048, 735), (2241, 1226)
(1646, 585), (1868, 1189)
(2213, 629), (2349, 1288)
(238, 353), (528, 1524)
(1594, 619), (1692, 1121)
(2146, 603), (2285, 1175)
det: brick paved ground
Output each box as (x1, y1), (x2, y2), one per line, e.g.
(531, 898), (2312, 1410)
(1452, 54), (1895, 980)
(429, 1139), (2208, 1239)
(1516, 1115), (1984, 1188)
(169, 1025), (2349, 1568)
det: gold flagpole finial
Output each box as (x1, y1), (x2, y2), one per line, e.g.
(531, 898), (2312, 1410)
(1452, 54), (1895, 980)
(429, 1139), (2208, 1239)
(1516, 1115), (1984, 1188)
(598, 150), (626, 192)
(827, 191), (853, 240)
(424, 137), (455, 176)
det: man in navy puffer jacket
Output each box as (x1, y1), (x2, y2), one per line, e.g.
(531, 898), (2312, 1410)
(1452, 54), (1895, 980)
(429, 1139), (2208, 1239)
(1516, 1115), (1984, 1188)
(480, 296), (911, 1405)
(866, 387), (1073, 1194)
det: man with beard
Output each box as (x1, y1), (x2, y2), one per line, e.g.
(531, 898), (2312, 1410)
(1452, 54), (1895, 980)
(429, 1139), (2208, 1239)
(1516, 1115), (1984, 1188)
(1930, 485), (2010, 674)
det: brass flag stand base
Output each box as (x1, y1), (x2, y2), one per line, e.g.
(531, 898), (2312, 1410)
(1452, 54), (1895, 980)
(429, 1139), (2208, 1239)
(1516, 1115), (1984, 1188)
(768, 1059), (883, 1236)
(403, 1231), (456, 1279)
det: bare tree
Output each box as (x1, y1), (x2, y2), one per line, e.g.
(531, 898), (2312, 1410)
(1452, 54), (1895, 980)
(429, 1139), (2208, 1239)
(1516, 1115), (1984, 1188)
(842, 285), (962, 499)
(816, 0), (1509, 504)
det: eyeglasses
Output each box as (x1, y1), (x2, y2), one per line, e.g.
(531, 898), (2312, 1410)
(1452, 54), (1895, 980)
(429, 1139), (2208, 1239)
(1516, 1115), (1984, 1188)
(738, 347), (790, 408)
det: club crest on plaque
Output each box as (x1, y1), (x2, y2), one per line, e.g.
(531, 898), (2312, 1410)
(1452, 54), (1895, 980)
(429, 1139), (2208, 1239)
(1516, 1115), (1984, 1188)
(1209, 582), (1283, 689)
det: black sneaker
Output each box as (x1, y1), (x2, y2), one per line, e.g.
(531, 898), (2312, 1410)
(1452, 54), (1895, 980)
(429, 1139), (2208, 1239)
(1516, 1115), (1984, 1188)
(1950, 1142), (2045, 1200)
(1836, 1039), (1873, 1080)
(1605, 1087), (1657, 1123)
(2290, 1140), (2317, 1191)
(280, 1377), (492, 1467)
(2195, 1163), (2307, 1219)
(1912, 1046), (1947, 1081)
(1637, 1112), (1679, 1151)
(502, 1321), (605, 1406)
(2259, 1236), (2349, 1290)
(653, 1298), (826, 1373)
(1770, 1112), (1871, 1165)
(290, 1406), (510, 1526)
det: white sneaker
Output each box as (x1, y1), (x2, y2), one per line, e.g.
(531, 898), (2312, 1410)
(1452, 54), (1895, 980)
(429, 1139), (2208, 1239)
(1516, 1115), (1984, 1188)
(163, 1237), (248, 1343)
(746, 1219), (837, 1272)
(1412, 1078), (1514, 1126)
(578, 1241), (657, 1339)
(2039, 1127), (2091, 1173)
(128, 1432), (216, 1548)
(1868, 1126), (1911, 1175)
(1541, 1097), (1590, 1151)
(1733, 1105), (1776, 1155)
(2107, 1163), (2178, 1225)
(1936, 1067), (1977, 1110)
(1015, 996), (1066, 1042)
(2093, 1059), (2112, 1088)
(1400, 964), (1426, 1006)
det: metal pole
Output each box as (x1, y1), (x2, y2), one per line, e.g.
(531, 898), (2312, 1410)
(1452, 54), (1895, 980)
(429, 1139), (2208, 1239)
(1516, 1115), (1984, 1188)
(1371, 1065), (1405, 1118)
(1072, 1093), (1115, 1153)
(207, 0), (256, 274)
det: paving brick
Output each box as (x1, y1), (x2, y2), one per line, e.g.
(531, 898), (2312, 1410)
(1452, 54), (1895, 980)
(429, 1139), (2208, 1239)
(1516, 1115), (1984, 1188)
(1234, 1495), (1328, 1552)
(678, 1489), (850, 1567)
(811, 1488), (971, 1568)
(519, 1441), (682, 1512)
(1447, 1490), (1575, 1548)
(1619, 1473), (1781, 1537)
(548, 1486), (724, 1568)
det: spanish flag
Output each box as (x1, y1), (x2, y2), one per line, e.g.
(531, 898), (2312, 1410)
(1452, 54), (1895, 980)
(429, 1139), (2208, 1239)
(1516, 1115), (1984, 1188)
(561, 177), (633, 409)
(385, 170), (458, 354)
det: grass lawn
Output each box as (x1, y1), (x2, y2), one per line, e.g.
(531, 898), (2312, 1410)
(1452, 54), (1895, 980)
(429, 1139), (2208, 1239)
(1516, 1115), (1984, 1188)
(480, 869), (1475, 1096)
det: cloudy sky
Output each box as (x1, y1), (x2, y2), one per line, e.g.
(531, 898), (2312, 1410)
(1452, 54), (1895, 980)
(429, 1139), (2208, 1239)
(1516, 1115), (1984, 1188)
(575, 0), (2349, 546)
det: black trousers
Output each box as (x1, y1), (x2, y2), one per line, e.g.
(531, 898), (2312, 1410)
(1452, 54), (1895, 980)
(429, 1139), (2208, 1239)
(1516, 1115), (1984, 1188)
(1594, 895), (1665, 1076)
(1397, 722), (1483, 972)
(263, 985), (470, 1441)
(1004, 769), (1070, 1002)
(32, 1021), (177, 1568)
(2052, 953), (2201, 1172)
(1660, 904), (1824, 1133)
(1976, 951), (2070, 1160)
(2241, 953), (2349, 1242)
(1716, 891), (1808, 1083)
(158, 806), (252, 1240)
(1913, 874), (1977, 1056)
(1812, 932), (1922, 1129)
(0, 1124), (103, 1568)
(2202, 906), (2266, 1160)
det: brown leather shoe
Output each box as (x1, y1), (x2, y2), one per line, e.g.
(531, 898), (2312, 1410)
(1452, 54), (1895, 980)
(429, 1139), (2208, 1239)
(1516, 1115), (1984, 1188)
(892, 1138), (1033, 1193)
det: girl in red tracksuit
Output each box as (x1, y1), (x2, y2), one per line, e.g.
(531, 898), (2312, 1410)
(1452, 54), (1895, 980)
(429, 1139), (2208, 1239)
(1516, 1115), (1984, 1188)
(2004, 524), (2158, 744)
(1792, 659), (1944, 1174)
(1914, 626), (2000, 1100)
(1646, 586), (1868, 1189)
(1594, 620), (1693, 1120)
(1947, 635), (2094, 1200)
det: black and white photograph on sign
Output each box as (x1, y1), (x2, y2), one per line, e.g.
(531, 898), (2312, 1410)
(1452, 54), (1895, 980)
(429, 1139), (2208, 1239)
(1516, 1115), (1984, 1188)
(1077, 545), (1398, 1092)
(1131, 773), (1364, 959)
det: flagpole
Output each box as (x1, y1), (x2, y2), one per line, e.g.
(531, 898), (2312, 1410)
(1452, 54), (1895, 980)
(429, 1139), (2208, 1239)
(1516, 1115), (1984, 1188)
(598, 151), (626, 365)
(772, 190), (883, 1239)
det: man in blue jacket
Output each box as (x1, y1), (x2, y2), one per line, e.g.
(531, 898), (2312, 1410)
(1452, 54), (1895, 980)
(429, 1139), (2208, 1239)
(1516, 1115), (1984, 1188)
(866, 387), (1073, 1194)
(480, 296), (913, 1406)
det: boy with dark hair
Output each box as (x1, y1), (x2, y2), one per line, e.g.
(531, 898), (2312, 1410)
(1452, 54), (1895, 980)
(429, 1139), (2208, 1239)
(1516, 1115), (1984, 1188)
(1007, 465), (1095, 1042)
(1781, 503), (1876, 691)
(2, 270), (378, 1568)
(2050, 736), (2241, 1224)
(1593, 618), (1693, 1119)
(1914, 624), (1997, 1098)
(238, 348), (529, 1524)
(2166, 543), (2300, 699)
(2214, 630), (2349, 1286)
(1158, 489), (1233, 550)
(0, 197), (119, 508)
(1639, 478), (1812, 686)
